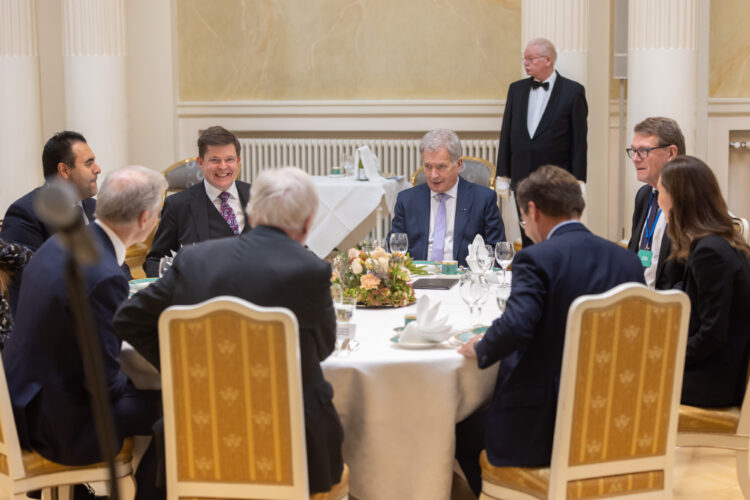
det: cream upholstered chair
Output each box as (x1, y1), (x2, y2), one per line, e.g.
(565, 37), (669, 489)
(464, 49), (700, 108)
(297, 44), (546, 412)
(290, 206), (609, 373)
(479, 282), (690, 499)
(411, 156), (496, 189)
(163, 157), (203, 196)
(158, 296), (348, 500)
(732, 215), (750, 245)
(677, 370), (750, 498)
(0, 355), (135, 499)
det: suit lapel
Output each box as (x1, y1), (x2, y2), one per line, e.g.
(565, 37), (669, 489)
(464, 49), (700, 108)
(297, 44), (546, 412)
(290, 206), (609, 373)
(189, 182), (211, 242)
(453, 179), (470, 260)
(237, 181), (251, 234)
(533, 71), (562, 139)
(520, 78), (533, 140)
(418, 185), (431, 251)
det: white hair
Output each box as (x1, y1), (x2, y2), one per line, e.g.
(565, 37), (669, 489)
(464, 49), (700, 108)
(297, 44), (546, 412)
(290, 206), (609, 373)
(96, 165), (166, 224)
(419, 129), (463, 163)
(527, 37), (557, 64)
(247, 167), (318, 232)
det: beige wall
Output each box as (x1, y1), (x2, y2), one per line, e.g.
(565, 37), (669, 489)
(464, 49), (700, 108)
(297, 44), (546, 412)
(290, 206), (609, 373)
(178, 0), (522, 101)
(709, 0), (750, 98)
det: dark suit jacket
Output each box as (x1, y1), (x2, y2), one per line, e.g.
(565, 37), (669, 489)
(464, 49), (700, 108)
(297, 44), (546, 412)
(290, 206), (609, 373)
(2, 224), (132, 465)
(474, 222), (645, 467)
(627, 184), (685, 290)
(497, 72), (588, 189)
(0, 186), (97, 314)
(390, 177), (505, 267)
(680, 235), (750, 407)
(114, 225), (343, 493)
(144, 180), (251, 277)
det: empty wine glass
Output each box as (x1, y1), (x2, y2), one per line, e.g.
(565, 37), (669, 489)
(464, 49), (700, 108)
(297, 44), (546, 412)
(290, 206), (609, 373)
(477, 244), (494, 274)
(389, 233), (409, 255)
(494, 242), (515, 287)
(459, 273), (489, 326)
(330, 283), (343, 304)
(495, 285), (510, 313)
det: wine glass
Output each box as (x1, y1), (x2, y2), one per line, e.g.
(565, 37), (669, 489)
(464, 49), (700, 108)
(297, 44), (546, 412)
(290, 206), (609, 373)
(158, 256), (174, 278)
(389, 233), (409, 255)
(459, 273), (489, 326)
(477, 244), (494, 274)
(494, 242), (515, 287)
(495, 285), (510, 313)
(334, 296), (357, 353)
(330, 283), (343, 304)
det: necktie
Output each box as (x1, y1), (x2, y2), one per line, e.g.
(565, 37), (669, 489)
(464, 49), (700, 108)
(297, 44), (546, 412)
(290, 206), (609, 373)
(640, 190), (660, 250)
(432, 193), (449, 261)
(219, 192), (240, 235)
(531, 80), (549, 91)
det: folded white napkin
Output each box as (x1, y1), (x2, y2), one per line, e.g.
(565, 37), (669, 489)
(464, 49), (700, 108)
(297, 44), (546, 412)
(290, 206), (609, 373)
(399, 295), (453, 344)
(466, 234), (499, 284)
(354, 145), (382, 181)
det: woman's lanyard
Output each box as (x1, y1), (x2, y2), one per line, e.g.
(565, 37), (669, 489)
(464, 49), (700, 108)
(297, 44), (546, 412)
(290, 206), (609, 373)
(643, 192), (662, 251)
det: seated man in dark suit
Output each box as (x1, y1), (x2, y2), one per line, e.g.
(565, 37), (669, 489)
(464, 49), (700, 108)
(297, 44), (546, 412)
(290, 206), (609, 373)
(2, 166), (167, 500)
(115, 167), (344, 494)
(144, 125), (251, 276)
(455, 166), (645, 496)
(1, 131), (101, 314)
(391, 129), (505, 267)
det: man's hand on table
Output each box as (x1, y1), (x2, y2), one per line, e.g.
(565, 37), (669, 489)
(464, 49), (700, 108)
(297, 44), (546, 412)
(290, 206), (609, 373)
(458, 334), (483, 359)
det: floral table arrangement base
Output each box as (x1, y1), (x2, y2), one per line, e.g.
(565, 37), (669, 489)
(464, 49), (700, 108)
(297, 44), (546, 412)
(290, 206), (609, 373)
(331, 247), (426, 307)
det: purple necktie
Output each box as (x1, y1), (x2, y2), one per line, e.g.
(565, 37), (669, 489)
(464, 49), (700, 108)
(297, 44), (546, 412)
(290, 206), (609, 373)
(219, 191), (240, 235)
(431, 193), (449, 261)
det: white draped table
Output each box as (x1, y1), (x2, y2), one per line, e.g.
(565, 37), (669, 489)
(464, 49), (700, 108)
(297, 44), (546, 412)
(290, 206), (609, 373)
(323, 284), (501, 500)
(307, 176), (410, 258)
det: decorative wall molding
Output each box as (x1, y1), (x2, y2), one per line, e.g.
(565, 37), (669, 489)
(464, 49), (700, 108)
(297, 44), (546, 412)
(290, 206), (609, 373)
(629, 0), (697, 50)
(0, 0), (38, 56)
(62, 0), (126, 56)
(522, 0), (589, 51)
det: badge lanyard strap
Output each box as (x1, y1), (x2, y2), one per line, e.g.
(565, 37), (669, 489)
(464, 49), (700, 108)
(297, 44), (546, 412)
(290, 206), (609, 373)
(643, 192), (662, 251)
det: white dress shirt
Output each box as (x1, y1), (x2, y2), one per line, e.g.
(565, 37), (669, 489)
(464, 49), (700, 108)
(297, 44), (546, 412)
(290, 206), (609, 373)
(204, 180), (245, 232)
(427, 181), (459, 261)
(95, 220), (126, 266)
(527, 70), (557, 138)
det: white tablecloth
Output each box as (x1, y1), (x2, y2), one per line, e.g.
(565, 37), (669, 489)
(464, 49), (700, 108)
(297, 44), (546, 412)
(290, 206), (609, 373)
(307, 176), (410, 258)
(323, 282), (501, 500)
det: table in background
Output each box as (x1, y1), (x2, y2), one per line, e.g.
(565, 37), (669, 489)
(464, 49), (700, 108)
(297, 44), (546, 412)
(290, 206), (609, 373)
(307, 176), (410, 258)
(323, 282), (502, 500)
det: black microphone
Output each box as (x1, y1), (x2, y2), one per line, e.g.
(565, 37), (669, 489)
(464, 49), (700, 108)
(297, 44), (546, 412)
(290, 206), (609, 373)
(34, 180), (99, 265)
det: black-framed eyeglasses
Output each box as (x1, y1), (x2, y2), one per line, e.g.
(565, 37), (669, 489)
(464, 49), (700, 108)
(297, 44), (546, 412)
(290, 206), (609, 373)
(625, 145), (671, 160)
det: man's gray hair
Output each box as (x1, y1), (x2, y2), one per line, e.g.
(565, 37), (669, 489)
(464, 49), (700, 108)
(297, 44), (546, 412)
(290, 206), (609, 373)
(527, 37), (557, 64)
(247, 167), (318, 232)
(419, 129), (463, 163)
(96, 166), (166, 224)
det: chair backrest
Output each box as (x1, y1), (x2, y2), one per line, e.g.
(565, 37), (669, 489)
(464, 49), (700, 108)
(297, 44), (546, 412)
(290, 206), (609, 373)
(732, 216), (750, 245)
(548, 283), (690, 498)
(158, 296), (308, 499)
(0, 351), (36, 486)
(163, 158), (203, 194)
(410, 156), (496, 189)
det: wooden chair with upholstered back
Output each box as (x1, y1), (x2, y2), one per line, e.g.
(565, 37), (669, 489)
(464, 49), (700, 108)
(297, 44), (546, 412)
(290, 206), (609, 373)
(411, 156), (496, 189)
(0, 353), (135, 499)
(677, 367), (750, 498)
(163, 157), (203, 196)
(479, 282), (690, 499)
(158, 296), (348, 500)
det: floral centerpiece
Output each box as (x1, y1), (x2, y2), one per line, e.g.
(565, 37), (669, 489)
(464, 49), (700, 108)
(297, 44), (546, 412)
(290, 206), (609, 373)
(331, 246), (426, 307)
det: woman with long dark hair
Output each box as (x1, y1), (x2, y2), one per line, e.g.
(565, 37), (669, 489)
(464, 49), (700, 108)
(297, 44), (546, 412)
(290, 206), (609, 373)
(658, 155), (750, 406)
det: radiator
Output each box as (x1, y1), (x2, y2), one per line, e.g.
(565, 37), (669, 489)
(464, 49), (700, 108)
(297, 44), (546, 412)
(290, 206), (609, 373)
(238, 138), (498, 181)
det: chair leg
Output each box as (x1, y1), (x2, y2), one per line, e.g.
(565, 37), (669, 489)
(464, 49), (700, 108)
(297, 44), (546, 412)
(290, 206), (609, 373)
(117, 474), (137, 500)
(736, 450), (750, 499)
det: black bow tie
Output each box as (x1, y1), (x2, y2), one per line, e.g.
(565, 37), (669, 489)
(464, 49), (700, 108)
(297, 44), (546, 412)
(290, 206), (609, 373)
(531, 80), (549, 91)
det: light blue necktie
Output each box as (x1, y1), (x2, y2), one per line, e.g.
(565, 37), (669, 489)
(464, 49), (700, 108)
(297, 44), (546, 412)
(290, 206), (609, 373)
(431, 193), (449, 261)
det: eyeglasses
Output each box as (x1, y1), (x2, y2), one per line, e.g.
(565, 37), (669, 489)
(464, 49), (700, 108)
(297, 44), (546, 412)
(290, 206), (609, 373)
(519, 220), (527, 229)
(522, 56), (546, 63)
(625, 145), (671, 160)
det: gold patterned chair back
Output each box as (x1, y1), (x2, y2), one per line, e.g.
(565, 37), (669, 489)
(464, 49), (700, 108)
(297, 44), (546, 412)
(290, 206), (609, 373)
(410, 156), (496, 189)
(548, 283), (690, 498)
(158, 296), (309, 499)
(163, 158), (203, 195)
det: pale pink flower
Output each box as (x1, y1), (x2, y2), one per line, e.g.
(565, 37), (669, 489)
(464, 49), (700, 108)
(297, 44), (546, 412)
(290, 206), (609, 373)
(360, 273), (381, 290)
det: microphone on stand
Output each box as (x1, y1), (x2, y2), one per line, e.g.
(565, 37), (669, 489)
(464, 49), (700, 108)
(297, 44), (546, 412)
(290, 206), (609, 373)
(34, 180), (99, 265)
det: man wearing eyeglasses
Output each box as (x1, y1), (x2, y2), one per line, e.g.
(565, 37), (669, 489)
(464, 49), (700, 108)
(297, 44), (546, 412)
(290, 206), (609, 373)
(143, 126), (251, 276)
(626, 116), (686, 289)
(496, 38), (588, 247)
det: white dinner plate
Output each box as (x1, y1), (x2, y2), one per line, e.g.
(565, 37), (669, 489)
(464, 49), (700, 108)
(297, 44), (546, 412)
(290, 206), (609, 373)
(389, 334), (439, 349)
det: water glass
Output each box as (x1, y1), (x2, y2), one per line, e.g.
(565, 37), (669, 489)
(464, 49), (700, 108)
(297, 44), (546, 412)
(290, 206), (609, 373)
(495, 286), (510, 313)
(478, 244), (494, 273)
(459, 273), (489, 326)
(330, 283), (344, 304)
(340, 153), (354, 177)
(389, 233), (409, 255)
(334, 296), (356, 323)
(158, 256), (174, 278)
(494, 242), (515, 286)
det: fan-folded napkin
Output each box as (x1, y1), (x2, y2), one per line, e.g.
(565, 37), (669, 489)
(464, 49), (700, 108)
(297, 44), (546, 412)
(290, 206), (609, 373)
(399, 295), (453, 344)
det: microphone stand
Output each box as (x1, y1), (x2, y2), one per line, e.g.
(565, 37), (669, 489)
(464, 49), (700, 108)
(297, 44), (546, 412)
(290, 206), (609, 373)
(61, 230), (121, 500)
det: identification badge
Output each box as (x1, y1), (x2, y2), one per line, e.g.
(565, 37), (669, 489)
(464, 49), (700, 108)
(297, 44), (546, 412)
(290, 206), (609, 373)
(638, 249), (653, 267)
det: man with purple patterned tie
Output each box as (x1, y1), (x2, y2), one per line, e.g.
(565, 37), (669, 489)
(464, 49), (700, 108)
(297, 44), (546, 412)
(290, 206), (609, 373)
(144, 126), (251, 276)
(390, 129), (505, 267)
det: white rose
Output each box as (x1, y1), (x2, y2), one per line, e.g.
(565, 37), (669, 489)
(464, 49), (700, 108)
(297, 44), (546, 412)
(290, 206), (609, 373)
(348, 248), (360, 260)
(351, 259), (363, 274)
(378, 257), (389, 271)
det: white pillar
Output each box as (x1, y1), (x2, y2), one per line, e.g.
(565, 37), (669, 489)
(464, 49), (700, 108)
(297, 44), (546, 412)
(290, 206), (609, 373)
(0, 0), (43, 214)
(62, 0), (127, 178)
(625, 0), (697, 229)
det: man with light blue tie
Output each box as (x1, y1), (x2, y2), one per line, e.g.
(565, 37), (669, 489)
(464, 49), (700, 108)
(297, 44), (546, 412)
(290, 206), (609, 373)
(390, 129), (506, 267)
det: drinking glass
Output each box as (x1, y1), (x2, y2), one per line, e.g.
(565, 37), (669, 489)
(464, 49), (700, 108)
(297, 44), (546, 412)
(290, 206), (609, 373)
(330, 283), (344, 304)
(340, 153), (354, 177)
(158, 256), (174, 278)
(389, 233), (409, 255)
(495, 285), (510, 313)
(334, 296), (357, 352)
(494, 242), (515, 286)
(477, 244), (494, 274)
(459, 273), (489, 326)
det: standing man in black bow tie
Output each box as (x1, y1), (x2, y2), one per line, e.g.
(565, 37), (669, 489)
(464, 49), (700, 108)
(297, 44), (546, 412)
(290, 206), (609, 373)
(144, 126), (251, 276)
(496, 38), (588, 247)
(626, 116), (686, 289)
